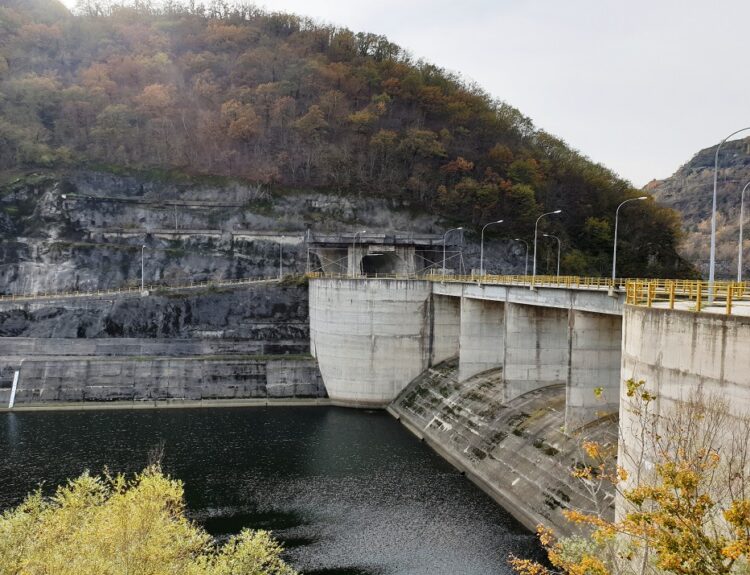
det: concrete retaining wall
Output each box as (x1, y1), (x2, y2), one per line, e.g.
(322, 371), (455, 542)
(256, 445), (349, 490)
(0, 337), (304, 358)
(0, 357), (324, 405)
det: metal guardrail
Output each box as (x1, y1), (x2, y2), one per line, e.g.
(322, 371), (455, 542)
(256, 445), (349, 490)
(0, 276), (282, 303)
(625, 279), (749, 315)
(305, 272), (627, 290)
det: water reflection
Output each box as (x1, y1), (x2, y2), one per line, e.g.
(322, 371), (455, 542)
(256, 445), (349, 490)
(0, 407), (543, 574)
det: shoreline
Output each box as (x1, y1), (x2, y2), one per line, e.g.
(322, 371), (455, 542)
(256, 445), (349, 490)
(0, 397), (332, 412)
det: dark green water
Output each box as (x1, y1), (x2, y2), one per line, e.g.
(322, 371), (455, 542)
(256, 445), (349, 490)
(0, 407), (543, 574)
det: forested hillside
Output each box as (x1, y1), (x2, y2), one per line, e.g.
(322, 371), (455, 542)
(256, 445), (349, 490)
(0, 0), (693, 277)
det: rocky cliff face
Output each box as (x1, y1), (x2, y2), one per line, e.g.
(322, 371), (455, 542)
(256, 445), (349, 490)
(0, 170), (527, 295)
(0, 283), (308, 343)
(647, 138), (750, 278)
(0, 282), (321, 402)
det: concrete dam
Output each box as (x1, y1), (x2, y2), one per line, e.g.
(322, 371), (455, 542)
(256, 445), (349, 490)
(308, 274), (750, 534)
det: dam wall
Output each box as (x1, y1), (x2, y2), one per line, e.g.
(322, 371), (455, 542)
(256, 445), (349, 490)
(310, 278), (621, 426)
(389, 359), (616, 536)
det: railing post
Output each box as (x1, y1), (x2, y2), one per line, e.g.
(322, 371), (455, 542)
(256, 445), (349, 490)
(668, 281), (675, 310)
(726, 283), (734, 315)
(696, 283), (703, 312)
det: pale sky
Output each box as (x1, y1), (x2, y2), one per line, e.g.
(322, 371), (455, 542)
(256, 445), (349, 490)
(59, 0), (750, 187)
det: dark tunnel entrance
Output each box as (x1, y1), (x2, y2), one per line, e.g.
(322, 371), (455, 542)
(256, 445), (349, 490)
(361, 252), (401, 275)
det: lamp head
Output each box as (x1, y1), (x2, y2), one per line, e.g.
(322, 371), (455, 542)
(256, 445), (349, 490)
(457, 227), (463, 230)
(514, 238), (521, 241)
(496, 219), (504, 224)
(553, 209), (562, 214)
(637, 196), (648, 200)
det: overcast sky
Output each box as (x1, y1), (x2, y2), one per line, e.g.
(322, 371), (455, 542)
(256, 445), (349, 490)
(60, 0), (750, 187)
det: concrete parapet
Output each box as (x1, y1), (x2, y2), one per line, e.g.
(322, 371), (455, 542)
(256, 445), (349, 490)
(309, 278), (433, 406)
(458, 297), (504, 381)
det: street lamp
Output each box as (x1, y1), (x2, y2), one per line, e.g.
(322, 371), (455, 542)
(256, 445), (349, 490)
(141, 244), (146, 293)
(442, 227), (463, 275)
(739, 182), (750, 282)
(612, 196), (648, 285)
(710, 127), (750, 302)
(479, 219), (504, 277)
(513, 238), (529, 276)
(351, 229), (366, 277)
(532, 210), (561, 286)
(543, 233), (561, 277)
(279, 236), (284, 279)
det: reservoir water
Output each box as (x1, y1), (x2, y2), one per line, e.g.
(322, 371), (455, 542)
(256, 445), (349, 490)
(0, 406), (543, 574)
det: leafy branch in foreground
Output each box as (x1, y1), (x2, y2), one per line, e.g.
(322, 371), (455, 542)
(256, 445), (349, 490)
(0, 465), (297, 575)
(510, 379), (750, 575)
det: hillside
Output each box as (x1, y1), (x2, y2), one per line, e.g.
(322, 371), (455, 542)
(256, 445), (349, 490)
(647, 138), (750, 278)
(0, 0), (693, 281)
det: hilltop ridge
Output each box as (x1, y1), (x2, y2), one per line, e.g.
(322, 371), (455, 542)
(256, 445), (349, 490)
(647, 138), (750, 277)
(0, 0), (692, 277)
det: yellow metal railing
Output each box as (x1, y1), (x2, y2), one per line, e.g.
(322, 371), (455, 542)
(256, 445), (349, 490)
(305, 272), (627, 290)
(624, 279), (748, 315)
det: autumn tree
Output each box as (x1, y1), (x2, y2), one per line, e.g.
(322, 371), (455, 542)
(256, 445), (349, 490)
(510, 381), (750, 575)
(0, 465), (297, 575)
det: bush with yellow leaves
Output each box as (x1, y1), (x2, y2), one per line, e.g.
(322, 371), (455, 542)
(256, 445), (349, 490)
(510, 380), (750, 575)
(0, 465), (297, 575)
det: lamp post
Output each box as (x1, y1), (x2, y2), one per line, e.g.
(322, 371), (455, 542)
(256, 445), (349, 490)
(479, 219), (504, 277)
(710, 127), (750, 302)
(513, 238), (529, 276)
(532, 210), (561, 286)
(279, 236), (284, 279)
(351, 229), (366, 277)
(141, 244), (146, 293)
(739, 182), (750, 282)
(442, 227), (463, 275)
(543, 233), (561, 277)
(612, 196), (648, 286)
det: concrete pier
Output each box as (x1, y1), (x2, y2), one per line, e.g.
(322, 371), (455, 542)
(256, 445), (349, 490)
(503, 303), (568, 402)
(309, 278), (434, 406)
(458, 298), (504, 381)
(429, 294), (460, 365)
(567, 310), (622, 428)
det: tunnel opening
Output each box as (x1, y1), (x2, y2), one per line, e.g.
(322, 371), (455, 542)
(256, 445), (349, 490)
(361, 253), (400, 275)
